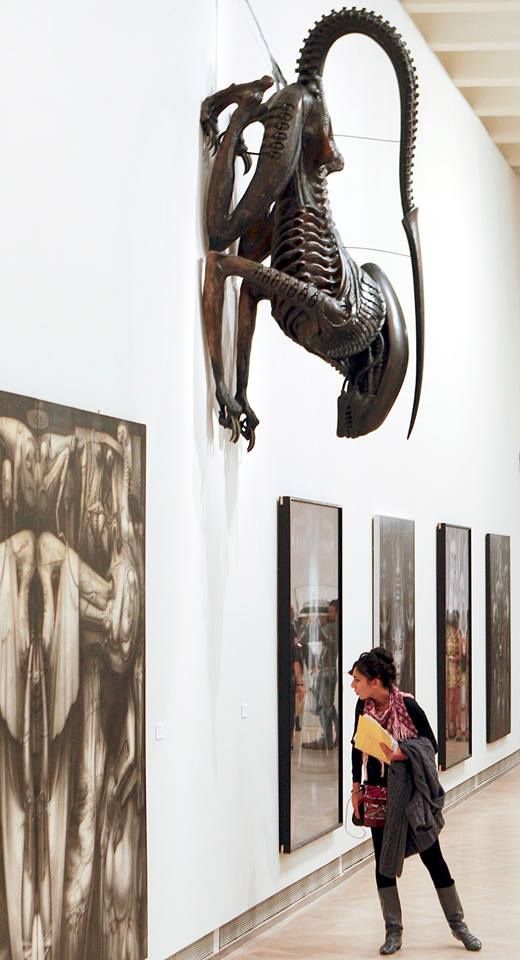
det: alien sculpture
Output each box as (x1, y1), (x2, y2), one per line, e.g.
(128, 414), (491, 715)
(201, 6), (424, 450)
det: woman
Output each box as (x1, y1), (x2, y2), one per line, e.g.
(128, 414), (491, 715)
(350, 647), (481, 955)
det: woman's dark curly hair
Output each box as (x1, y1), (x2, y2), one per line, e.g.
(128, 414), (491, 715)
(348, 646), (397, 688)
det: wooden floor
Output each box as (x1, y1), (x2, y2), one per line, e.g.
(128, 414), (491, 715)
(227, 765), (520, 959)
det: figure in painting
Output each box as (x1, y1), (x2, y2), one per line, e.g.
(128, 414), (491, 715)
(486, 534), (511, 742)
(441, 524), (471, 768)
(376, 517), (415, 695)
(445, 610), (462, 741)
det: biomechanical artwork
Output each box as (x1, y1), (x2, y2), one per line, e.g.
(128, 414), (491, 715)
(277, 497), (342, 852)
(373, 516), (415, 695)
(0, 390), (146, 960)
(436, 524), (472, 770)
(201, 8), (424, 450)
(486, 534), (511, 743)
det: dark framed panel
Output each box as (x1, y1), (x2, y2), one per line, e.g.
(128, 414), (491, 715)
(278, 497), (343, 852)
(486, 534), (511, 742)
(372, 516), (415, 695)
(0, 388), (147, 959)
(436, 523), (472, 770)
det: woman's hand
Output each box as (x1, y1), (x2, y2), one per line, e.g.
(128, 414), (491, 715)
(351, 782), (363, 817)
(380, 742), (408, 762)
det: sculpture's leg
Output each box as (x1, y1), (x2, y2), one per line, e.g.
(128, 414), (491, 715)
(234, 213), (273, 451)
(202, 254), (243, 443)
(203, 252), (384, 444)
(338, 263), (409, 438)
(236, 282), (263, 451)
(203, 207), (272, 446)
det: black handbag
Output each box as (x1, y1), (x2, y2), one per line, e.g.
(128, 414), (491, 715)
(351, 786), (365, 826)
(351, 798), (364, 826)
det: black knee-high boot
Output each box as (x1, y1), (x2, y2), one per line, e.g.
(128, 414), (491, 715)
(436, 885), (482, 951)
(377, 886), (403, 955)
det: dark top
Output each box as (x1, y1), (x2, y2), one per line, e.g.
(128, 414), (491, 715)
(351, 695), (437, 787)
(320, 621), (338, 672)
(290, 622), (304, 674)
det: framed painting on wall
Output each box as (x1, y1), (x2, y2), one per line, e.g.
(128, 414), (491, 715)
(373, 516), (415, 695)
(277, 497), (342, 852)
(0, 389), (147, 960)
(486, 533), (511, 742)
(436, 523), (472, 770)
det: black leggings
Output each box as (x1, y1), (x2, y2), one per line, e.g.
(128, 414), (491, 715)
(371, 827), (453, 889)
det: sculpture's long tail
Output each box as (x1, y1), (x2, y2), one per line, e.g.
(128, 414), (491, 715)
(297, 7), (424, 437)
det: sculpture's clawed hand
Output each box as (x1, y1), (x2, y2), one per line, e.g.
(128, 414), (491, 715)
(200, 101), (222, 155)
(237, 401), (259, 452)
(215, 129), (252, 174)
(200, 75), (274, 156)
(236, 135), (253, 175)
(216, 383), (242, 444)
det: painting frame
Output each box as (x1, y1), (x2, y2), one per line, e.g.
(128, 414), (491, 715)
(277, 496), (343, 853)
(372, 515), (415, 695)
(436, 522), (472, 771)
(485, 533), (511, 743)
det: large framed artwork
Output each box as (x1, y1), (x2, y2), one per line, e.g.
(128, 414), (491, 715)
(436, 523), (472, 770)
(372, 516), (415, 695)
(486, 534), (511, 742)
(0, 390), (147, 960)
(277, 497), (342, 852)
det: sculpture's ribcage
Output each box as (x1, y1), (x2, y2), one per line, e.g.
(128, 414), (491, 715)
(271, 207), (343, 294)
(270, 200), (345, 341)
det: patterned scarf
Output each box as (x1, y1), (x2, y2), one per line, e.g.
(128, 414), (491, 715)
(364, 686), (418, 743)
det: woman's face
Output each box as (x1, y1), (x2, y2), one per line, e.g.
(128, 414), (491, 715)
(350, 668), (378, 700)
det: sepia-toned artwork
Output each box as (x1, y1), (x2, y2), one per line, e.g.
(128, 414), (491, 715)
(277, 497), (342, 852)
(0, 390), (147, 960)
(373, 516), (415, 695)
(486, 534), (511, 742)
(436, 523), (472, 770)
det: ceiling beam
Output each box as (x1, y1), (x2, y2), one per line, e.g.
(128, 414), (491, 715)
(409, 12), (520, 49)
(480, 115), (520, 141)
(403, 1), (520, 172)
(404, 1), (520, 12)
(461, 86), (520, 115)
(498, 142), (520, 163)
(436, 50), (520, 84)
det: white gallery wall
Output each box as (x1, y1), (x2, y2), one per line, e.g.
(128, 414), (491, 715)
(1, 2), (519, 958)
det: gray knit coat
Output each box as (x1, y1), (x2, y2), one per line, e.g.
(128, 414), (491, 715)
(379, 736), (445, 879)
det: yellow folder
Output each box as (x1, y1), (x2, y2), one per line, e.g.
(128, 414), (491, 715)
(354, 714), (397, 764)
